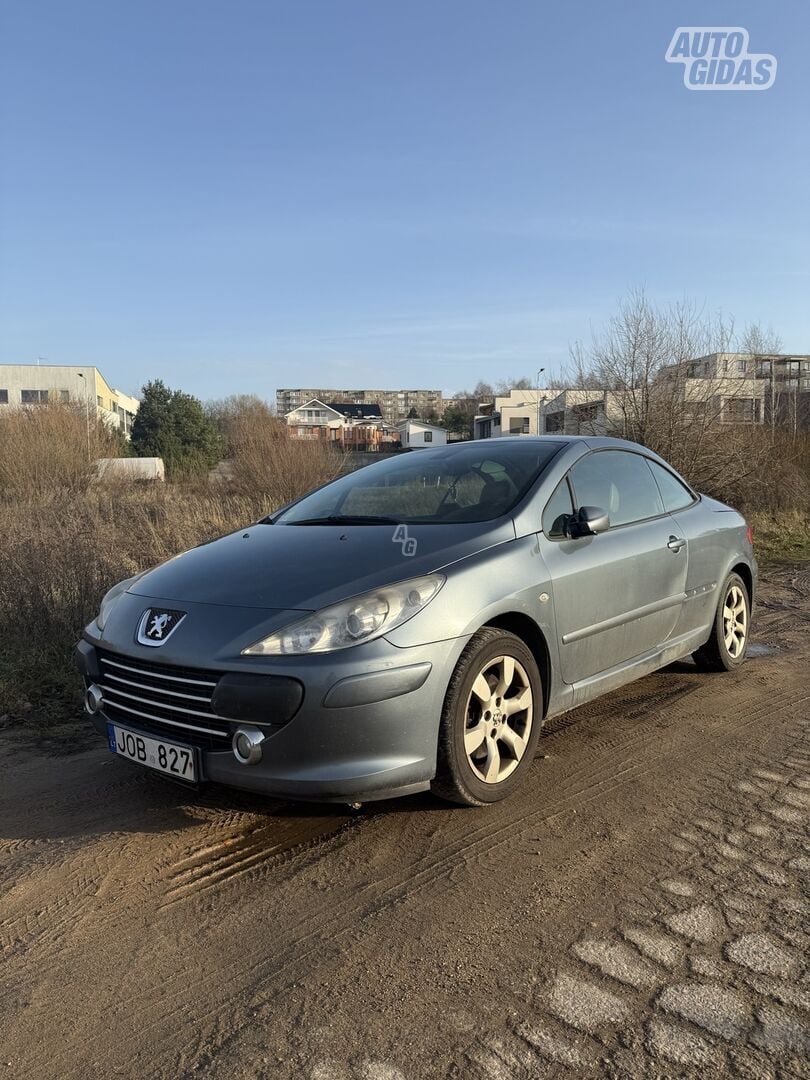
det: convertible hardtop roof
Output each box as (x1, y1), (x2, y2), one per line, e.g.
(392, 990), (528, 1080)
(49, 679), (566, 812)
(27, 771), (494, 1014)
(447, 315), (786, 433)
(437, 434), (649, 452)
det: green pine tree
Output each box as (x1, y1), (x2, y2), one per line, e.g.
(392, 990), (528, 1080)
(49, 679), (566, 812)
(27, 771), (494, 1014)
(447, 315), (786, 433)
(130, 379), (222, 477)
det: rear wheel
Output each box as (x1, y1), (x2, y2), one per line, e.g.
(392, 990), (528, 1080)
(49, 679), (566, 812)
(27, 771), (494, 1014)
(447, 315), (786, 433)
(692, 572), (750, 672)
(431, 628), (543, 806)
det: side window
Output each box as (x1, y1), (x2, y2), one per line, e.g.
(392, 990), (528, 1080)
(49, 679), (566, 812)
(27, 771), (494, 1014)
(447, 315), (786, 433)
(646, 459), (695, 512)
(570, 451), (664, 527)
(542, 478), (574, 538)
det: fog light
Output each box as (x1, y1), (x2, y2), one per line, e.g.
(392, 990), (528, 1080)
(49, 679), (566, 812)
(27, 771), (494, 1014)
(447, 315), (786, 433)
(232, 725), (264, 765)
(84, 683), (103, 715)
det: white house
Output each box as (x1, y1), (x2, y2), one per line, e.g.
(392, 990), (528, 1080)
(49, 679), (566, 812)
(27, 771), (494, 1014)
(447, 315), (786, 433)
(397, 419), (447, 449)
(284, 397), (398, 450)
(284, 398), (346, 440)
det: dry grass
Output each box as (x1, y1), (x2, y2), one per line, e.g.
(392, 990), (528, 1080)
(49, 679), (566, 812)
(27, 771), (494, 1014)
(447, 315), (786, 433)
(0, 402), (124, 496)
(748, 511), (810, 565)
(0, 488), (269, 731)
(0, 404), (339, 735)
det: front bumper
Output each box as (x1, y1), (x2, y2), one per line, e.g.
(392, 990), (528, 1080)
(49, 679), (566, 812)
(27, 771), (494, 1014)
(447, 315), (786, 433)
(75, 630), (467, 803)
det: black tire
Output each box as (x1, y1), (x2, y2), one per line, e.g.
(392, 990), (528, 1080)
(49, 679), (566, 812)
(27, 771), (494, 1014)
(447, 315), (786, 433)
(431, 627), (543, 806)
(692, 572), (750, 672)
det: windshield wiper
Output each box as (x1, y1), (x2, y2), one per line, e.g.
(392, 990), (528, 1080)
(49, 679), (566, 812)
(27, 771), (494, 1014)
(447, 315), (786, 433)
(285, 514), (402, 526)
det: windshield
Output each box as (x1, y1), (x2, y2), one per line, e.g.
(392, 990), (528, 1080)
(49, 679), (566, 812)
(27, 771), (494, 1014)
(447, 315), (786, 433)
(273, 441), (566, 525)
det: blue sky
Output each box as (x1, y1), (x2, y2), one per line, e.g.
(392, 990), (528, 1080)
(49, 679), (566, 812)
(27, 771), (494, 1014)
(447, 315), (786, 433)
(1, 1), (807, 400)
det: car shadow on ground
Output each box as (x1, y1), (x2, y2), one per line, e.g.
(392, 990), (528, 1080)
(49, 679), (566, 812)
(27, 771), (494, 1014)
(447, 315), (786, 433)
(0, 637), (783, 847)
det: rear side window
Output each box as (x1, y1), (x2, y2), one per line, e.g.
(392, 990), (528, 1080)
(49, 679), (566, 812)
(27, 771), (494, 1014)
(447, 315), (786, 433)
(646, 459), (695, 512)
(570, 450), (664, 527)
(542, 478), (574, 538)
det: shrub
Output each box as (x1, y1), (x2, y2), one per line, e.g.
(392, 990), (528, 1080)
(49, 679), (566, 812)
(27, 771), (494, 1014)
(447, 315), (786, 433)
(208, 395), (341, 503)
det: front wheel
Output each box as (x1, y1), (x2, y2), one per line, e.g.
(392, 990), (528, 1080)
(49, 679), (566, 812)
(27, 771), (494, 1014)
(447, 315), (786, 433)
(431, 628), (543, 806)
(692, 572), (750, 672)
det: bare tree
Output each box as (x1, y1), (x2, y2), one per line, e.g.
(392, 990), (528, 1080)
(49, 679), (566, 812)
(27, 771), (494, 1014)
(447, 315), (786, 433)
(494, 375), (534, 393)
(558, 289), (784, 501)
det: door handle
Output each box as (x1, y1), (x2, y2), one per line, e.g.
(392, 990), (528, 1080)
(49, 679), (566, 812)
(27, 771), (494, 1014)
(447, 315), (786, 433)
(667, 535), (686, 552)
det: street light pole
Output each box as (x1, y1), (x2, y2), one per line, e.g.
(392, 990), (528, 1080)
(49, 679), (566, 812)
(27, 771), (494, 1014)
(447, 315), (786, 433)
(536, 367), (545, 435)
(77, 372), (91, 461)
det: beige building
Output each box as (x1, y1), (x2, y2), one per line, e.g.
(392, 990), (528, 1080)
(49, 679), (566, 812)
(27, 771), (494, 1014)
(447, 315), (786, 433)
(541, 389), (627, 435)
(474, 378), (768, 440)
(676, 352), (809, 430)
(542, 381), (767, 436)
(276, 387), (444, 426)
(0, 364), (139, 435)
(473, 388), (553, 439)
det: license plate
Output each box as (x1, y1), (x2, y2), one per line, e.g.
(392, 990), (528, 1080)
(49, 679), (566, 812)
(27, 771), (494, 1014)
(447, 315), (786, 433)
(107, 723), (197, 782)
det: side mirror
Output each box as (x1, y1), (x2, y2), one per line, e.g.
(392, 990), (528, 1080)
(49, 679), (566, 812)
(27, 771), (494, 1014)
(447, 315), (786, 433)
(569, 505), (609, 538)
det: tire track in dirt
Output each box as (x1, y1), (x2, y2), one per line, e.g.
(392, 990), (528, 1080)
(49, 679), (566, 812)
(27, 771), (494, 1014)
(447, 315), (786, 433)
(0, 802), (353, 998)
(160, 812), (355, 905)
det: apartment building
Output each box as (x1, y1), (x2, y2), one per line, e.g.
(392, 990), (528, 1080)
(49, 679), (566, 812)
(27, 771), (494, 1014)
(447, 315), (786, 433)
(681, 352), (810, 430)
(0, 363), (139, 435)
(276, 387), (444, 426)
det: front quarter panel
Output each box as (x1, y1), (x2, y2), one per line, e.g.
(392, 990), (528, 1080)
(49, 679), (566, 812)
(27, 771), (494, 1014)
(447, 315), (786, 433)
(385, 533), (569, 713)
(385, 535), (553, 648)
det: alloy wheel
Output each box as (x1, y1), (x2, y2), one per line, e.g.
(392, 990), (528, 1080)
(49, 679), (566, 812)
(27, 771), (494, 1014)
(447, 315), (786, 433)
(723, 583), (748, 658)
(463, 655), (534, 784)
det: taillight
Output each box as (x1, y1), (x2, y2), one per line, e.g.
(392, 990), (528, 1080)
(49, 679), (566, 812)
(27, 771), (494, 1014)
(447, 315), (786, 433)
(747, 525), (754, 547)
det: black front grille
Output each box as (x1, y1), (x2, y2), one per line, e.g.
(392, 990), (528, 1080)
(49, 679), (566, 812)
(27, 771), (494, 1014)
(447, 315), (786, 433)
(97, 650), (231, 745)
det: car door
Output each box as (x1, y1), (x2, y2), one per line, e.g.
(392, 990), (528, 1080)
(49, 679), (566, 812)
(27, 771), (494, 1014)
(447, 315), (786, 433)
(645, 458), (719, 637)
(538, 449), (689, 686)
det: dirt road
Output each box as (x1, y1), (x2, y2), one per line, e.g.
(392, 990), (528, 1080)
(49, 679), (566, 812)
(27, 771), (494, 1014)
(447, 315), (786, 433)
(1, 565), (808, 1079)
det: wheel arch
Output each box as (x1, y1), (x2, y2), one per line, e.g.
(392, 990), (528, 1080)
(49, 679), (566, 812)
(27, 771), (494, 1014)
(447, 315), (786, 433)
(730, 561), (754, 606)
(480, 612), (551, 718)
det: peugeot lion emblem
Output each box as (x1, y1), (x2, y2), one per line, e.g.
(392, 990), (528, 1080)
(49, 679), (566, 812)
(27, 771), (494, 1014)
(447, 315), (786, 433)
(137, 608), (187, 646)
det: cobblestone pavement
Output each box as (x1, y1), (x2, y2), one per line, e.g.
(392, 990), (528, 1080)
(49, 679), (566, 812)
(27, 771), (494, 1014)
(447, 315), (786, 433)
(459, 736), (810, 1079)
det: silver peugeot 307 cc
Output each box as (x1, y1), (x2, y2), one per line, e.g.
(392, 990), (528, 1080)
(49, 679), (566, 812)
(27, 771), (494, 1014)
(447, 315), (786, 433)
(76, 437), (756, 807)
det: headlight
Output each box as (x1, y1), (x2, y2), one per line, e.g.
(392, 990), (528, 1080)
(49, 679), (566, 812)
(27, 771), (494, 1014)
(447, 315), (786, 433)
(242, 574), (445, 656)
(95, 574), (145, 632)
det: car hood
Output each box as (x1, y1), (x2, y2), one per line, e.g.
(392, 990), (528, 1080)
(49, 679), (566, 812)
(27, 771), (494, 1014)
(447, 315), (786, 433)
(128, 519), (516, 611)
